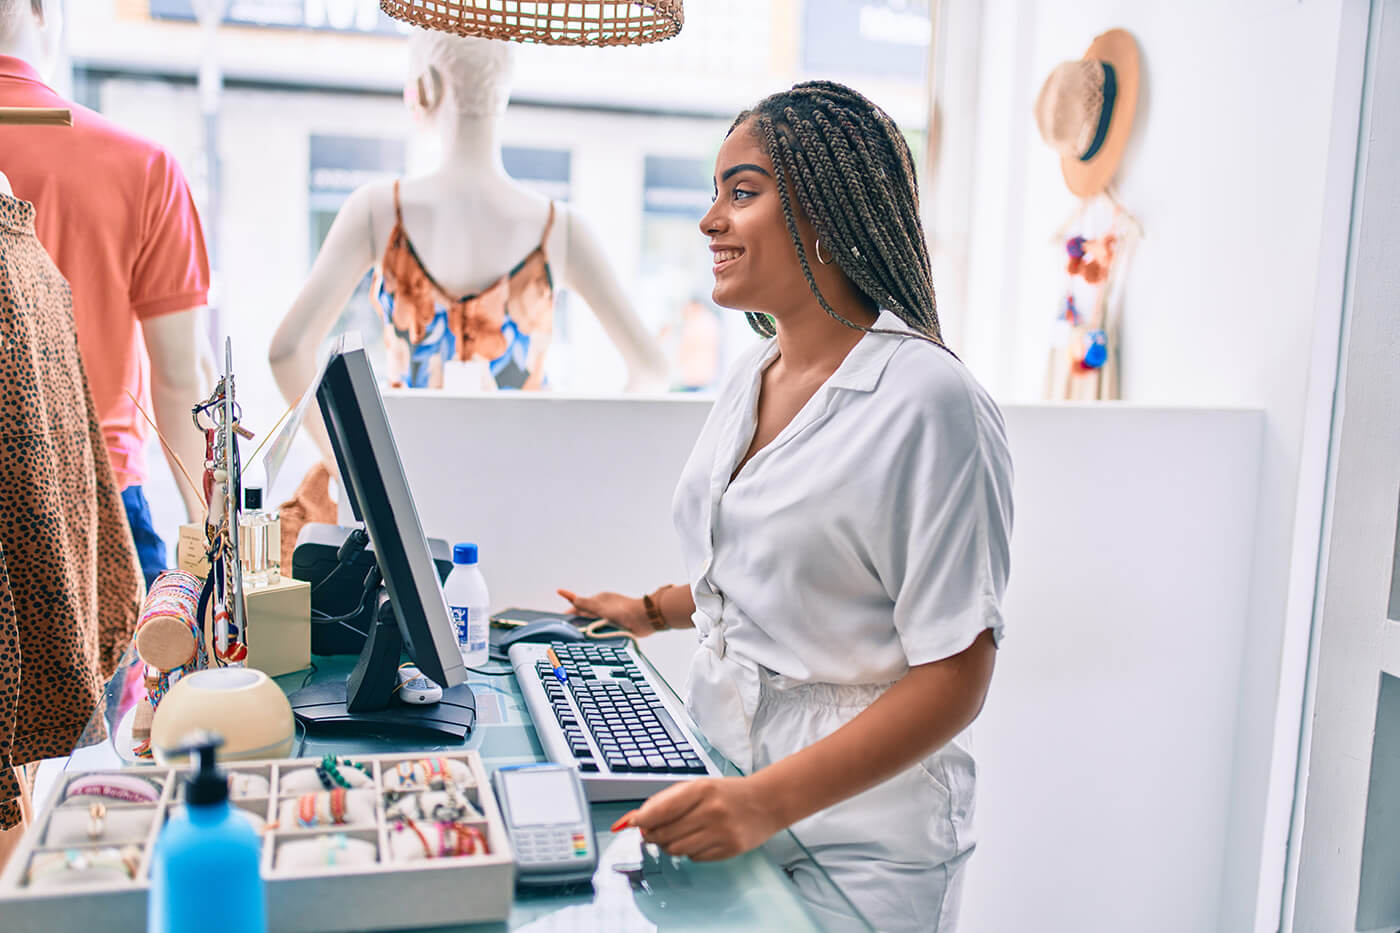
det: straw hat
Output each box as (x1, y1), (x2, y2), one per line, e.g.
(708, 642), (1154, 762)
(1034, 29), (1139, 197)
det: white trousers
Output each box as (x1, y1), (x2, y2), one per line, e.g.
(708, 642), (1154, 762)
(685, 641), (977, 933)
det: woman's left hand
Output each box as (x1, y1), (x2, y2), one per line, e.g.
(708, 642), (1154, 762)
(621, 776), (784, 862)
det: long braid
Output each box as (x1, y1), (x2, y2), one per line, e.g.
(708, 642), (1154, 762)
(730, 82), (950, 353)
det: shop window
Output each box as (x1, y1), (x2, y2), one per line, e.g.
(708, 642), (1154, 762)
(309, 134), (406, 375)
(639, 155), (729, 392)
(801, 0), (932, 79)
(497, 145), (580, 384)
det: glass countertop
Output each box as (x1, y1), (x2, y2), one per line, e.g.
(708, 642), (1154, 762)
(65, 643), (873, 932)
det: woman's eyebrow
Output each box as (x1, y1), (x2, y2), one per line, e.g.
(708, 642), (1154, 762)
(719, 163), (772, 182)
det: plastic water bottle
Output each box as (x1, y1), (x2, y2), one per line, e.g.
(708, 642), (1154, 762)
(444, 543), (490, 667)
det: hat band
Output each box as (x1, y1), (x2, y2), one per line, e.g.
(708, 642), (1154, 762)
(1079, 62), (1117, 162)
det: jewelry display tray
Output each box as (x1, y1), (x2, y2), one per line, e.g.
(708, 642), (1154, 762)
(0, 750), (515, 932)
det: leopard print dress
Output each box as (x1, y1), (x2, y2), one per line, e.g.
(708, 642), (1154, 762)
(0, 192), (142, 828)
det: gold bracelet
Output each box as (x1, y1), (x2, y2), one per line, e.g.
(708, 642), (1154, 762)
(642, 586), (671, 631)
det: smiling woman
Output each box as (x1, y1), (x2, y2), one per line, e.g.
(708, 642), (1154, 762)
(562, 82), (1014, 933)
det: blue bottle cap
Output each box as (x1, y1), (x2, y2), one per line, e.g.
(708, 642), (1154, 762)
(453, 543), (479, 565)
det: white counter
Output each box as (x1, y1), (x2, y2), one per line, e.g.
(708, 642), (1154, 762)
(381, 392), (1265, 933)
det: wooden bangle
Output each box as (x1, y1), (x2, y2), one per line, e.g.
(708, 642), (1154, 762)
(642, 590), (668, 631)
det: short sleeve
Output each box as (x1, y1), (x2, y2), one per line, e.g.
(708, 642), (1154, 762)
(130, 148), (210, 320)
(874, 369), (1014, 667)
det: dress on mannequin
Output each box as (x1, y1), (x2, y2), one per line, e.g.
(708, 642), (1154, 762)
(375, 181), (556, 389)
(270, 29), (667, 463)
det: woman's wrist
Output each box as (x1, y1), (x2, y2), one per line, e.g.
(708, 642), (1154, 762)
(742, 769), (802, 835)
(642, 585), (672, 631)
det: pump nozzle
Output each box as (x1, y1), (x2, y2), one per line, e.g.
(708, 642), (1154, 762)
(172, 730), (229, 807)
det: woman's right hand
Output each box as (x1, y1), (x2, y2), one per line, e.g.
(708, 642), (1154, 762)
(557, 588), (654, 638)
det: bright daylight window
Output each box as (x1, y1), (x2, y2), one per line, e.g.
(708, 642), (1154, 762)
(62, 0), (931, 519)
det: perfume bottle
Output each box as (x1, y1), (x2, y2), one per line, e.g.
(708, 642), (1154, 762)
(238, 486), (280, 588)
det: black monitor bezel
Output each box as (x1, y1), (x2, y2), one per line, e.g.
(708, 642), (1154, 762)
(315, 346), (465, 689)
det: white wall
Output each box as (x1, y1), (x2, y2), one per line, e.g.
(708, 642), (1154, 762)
(940, 3), (1361, 928)
(382, 393), (1265, 933)
(382, 392), (712, 607)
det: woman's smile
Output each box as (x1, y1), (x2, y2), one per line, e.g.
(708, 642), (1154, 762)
(711, 245), (745, 275)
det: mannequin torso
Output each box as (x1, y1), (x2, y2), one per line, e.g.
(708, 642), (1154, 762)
(271, 72), (666, 459)
(377, 168), (561, 297)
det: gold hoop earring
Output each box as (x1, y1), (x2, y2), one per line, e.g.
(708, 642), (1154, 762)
(815, 238), (833, 265)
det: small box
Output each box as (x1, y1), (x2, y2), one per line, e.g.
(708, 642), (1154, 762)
(245, 577), (311, 678)
(174, 523), (210, 578)
(0, 750), (514, 932)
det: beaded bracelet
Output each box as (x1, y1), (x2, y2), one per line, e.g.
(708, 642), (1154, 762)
(317, 754), (371, 790)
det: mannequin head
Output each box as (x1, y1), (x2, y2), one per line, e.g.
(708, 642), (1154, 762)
(405, 30), (514, 121)
(0, 0), (63, 81)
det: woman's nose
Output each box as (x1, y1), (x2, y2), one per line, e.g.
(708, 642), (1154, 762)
(700, 202), (725, 236)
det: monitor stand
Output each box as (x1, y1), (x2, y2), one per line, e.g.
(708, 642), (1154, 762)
(289, 600), (476, 741)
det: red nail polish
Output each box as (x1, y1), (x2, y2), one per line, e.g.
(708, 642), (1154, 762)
(610, 815), (632, 832)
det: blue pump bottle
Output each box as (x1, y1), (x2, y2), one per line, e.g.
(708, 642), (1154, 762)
(147, 733), (266, 933)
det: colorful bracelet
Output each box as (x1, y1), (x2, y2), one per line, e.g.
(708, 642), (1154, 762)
(63, 773), (163, 805)
(393, 757), (449, 790)
(398, 816), (488, 859)
(296, 788), (348, 827)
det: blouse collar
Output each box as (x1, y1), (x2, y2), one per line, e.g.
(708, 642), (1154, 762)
(0, 192), (36, 236)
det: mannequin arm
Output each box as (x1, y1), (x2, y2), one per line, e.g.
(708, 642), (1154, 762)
(268, 185), (377, 466)
(143, 309), (212, 521)
(561, 209), (668, 392)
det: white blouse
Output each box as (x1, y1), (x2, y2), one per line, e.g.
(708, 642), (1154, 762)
(672, 309), (1013, 685)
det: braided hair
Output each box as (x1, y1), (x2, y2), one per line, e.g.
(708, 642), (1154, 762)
(729, 81), (948, 352)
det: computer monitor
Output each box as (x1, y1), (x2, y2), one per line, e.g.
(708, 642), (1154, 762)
(287, 340), (475, 739)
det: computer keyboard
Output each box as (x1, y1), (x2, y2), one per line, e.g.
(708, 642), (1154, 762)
(509, 640), (724, 801)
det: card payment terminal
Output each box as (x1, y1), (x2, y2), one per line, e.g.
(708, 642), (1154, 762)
(492, 763), (597, 886)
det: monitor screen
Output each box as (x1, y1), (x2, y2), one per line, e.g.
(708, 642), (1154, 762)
(315, 339), (465, 690)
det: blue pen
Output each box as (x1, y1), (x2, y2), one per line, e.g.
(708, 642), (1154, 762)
(546, 647), (568, 683)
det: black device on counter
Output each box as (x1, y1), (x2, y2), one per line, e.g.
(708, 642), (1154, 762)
(286, 341), (474, 740)
(293, 522), (454, 655)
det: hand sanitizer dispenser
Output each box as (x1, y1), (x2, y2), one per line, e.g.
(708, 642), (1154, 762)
(147, 732), (266, 933)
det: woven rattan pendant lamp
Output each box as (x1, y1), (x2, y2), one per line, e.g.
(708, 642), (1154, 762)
(379, 1), (683, 47)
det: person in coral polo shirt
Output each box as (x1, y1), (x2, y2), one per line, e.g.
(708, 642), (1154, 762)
(0, 0), (211, 587)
